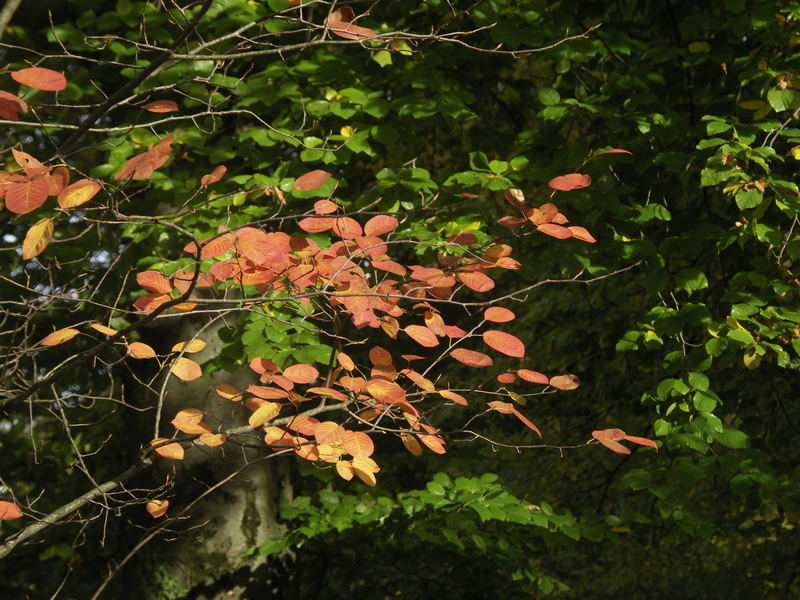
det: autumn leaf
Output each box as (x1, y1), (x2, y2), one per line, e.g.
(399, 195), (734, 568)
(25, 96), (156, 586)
(400, 432), (423, 456)
(337, 352), (355, 371)
(0, 90), (28, 120)
(484, 306), (515, 323)
(146, 500), (169, 518)
(366, 379), (406, 403)
(0, 500), (23, 520)
(364, 215), (398, 236)
(342, 430), (374, 457)
(200, 165), (227, 187)
(57, 179), (101, 209)
(249, 402), (281, 428)
(136, 271), (172, 295)
(171, 339), (206, 354)
(283, 364), (319, 384)
(215, 384), (242, 401)
(568, 226), (597, 243)
(450, 348), (493, 368)
(549, 374), (580, 390)
(127, 341), (157, 359)
(504, 188), (526, 210)
(6, 177), (48, 214)
(150, 438), (184, 460)
(456, 271), (495, 292)
(171, 408), (211, 434)
(307, 386), (349, 401)
(21, 217), (54, 260)
(590, 148), (633, 158)
(314, 199), (339, 214)
(293, 169), (331, 192)
(537, 223), (572, 240)
(404, 324), (439, 347)
(438, 389), (467, 405)
(336, 460), (355, 481)
(517, 369), (549, 384)
(141, 99), (178, 113)
(199, 433), (226, 447)
(314, 421), (345, 445)
(90, 323), (118, 336)
(482, 330), (526, 358)
(171, 357), (202, 381)
(40, 328), (79, 347)
(11, 67), (67, 91)
(548, 173), (592, 191)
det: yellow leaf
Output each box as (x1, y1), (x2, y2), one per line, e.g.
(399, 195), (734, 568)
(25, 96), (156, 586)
(146, 499), (169, 518)
(171, 339), (206, 353)
(171, 357), (202, 381)
(21, 217), (53, 260)
(400, 432), (423, 456)
(170, 408), (210, 434)
(90, 323), (118, 336)
(248, 402), (281, 428)
(127, 341), (157, 359)
(57, 179), (101, 209)
(40, 328), (79, 347)
(352, 456), (379, 486)
(340, 125), (354, 138)
(215, 384), (242, 401)
(336, 460), (354, 481)
(198, 433), (226, 447)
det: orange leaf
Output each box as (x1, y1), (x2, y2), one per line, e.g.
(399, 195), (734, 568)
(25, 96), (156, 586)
(337, 351), (355, 371)
(21, 217), (53, 260)
(171, 339), (206, 354)
(331, 217), (362, 239)
(171, 408), (210, 434)
(368, 346), (393, 367)
(0, 500), (23, 520)
(171, 357), (202, 381)
(592, 429), (631, 454)
(248, 402), (281, 428)
(314, 199), (339, 214)
(366, 379), (406, 404)
(400, 432), (423, 456)
(548, 173), (591, 191)
(57, 179), (101, 209)
(456, 271), (495, 292)
(549, 374), (580, 390)
(127, 341), (157, 359)
(328, 22), (377, 40)
(200, 165), (227, 186)
(136, 271), (172, 295)
(537, 223), (572, 239)
(418, 433), (446, 454)
(568, 226), (596, 243)
(438, 389), (467, 406)
(40, 328), (79, 347)
(488, 400), (515, 414)
(307, 386), (349, 401)
(591, 148), (632, 158)
(0, 90), (28, 120)
(482, 330), (525, 358)
(450, 348), (493, 368)
(199, 433), (227, 447)
(314, 421), (345, 445)
(336, 460), (355, 481)
(141, 99), (178, 113)
(483, 306), (515, 323)
(283, 363), (319, 384)
(622, 435), (659, 450)
(497, 372), (516, 384)
(342, 430), (374, 457)
(363, 215), (398, 236)
(297, 216), (335, 233)
(517, 369), (549, 384)
(511, 407), (542, 437)
(294, 169), (331, 192)
(6, 177), (48, 214)
(146, 499), (169, 518)
(372, 259), (407, 276)
(404, 324), (439, 348)
(90, 323), (118, 336)
(11, 67), (67, 91)
(150, 438), (184, 460)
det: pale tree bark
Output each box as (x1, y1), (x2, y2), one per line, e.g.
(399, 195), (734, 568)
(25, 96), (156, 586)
(0, 0), (22, 41)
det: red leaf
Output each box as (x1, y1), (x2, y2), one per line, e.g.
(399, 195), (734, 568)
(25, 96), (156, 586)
(136, 271), (172, 295)
(283, 364), (319, 384)
(6, 178), (48, 214)
(11, 67), (67, 91)
(482, 330), (525, 358)
(294, 169), (331, 192)
(592, 429), (630, 454)
(456, 271), (495, 292)
(537, 223), (572, 240)
(484, 306), (515, 323)
(517, 369), (549, 384)
(0, 90), (28, 120)
(200, 165), (227, 186)
(0, 500), (23, 520)
(364, 215), (398, 236)
(404, 324), (439, 348)
(622, 435), (659, 450)
(511, 407), (542, 437)
(298, 216), (335, 233)
(548, 173), (591, 191)
(549, 374), (580, 390)
(450, 348), (493, 368)
(142, 99), (178, 113)
(591, 148), (633, 158)
(568, 226), (597, 243)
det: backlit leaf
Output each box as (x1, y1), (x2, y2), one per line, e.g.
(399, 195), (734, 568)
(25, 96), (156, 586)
(90, 323), (118, 336)
(171, 408), (210, 434)
(366, 379), (406, 403)
(622, 435), (659, 450)
(548, 173), (591, 191)
(438, 389), (467, 405)
(342, 430), (374, 457)
(404, 324), (439, 347)
(6, 177), (48, 214)
(336, 460), (355, 481)
(482, 330), (525, 358)
(150, 438), (184, 460)
(57, 178), (101, 209)
(307, 386), (349, 401)
(401, 433), (423, 456)
(11, 67), (67, 91)
(294, 169), (331, 192)
(127, 341), (157, 359)
(283, 363), (319, 384)
(314, 421), (345, 445)
(171, 339), (206, 354)
(337, 352), (355, 371)
(199, 433), (226, 447)
(21, 217), (53, 260)
(484, 306), (515, 322)
(568, 226), (597, 243)
(456, 271), (495, 292)
(537, 223), (572, 239)
(215, 384), (242, 401)
(142, 99), (178, 113)
(136, 271), (172, 295)
(40, 328), (79, 347)
(418, 433), (446, 454)
(450, 348), (493, 368)
(314, 199), (339, 214)
(364, 215), (398, 236)
(171, 357), (202, 381)
(249, 402), (281, 428)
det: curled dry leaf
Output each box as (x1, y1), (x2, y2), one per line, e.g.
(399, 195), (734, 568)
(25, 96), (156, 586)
(40, 328), (79, 347)
(21, 217), (54, 260)
(146, 500), (169, 518)
(141, 99), (178, 113)
(11, 67), (67, 91)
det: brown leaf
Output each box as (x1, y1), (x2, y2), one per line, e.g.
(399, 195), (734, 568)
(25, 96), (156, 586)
(146, 499), (169, 518)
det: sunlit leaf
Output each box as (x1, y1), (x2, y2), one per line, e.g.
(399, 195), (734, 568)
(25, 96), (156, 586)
(283, 363), (319, 384)
(0, 501), (23, 520)
(456, 271), (495, 292)
(537, 223), (572, 239)
(484, 306), (515, 323)
(450, 348), (493, 368)
(136, 271), (172, 295)
(517, 369), (549, 384)
(314, 421), (345, 445)
(366, 379), (406, 403)
(40, 328), (79, 347)
(90, 323), (118, 336)
(21, 217), (53, 260)
(401, 432), (423, 456)
(568, 226), (597, 243)
(548, 173), (591, 191)
(294, 169), (331, 192)
(150, 438), (184, 460)
(438, 389), (467, 405)
(11, 67), (67, 91)
(127, 341), (157, 359)
(404, 324), (439, 347)
(482, 330), (525, 358)
(364, 215), (398, 236)
(199, 433), (227, 447)
(307, 386), (349, 401)
(215, 384), (242, 401)
(146, 500), (169, 518)
(171, 339), (206, 354)
(337, 352), (355, 371)
(57, 179), (101, 209)
(336, 460), (355, 481)
(141, 99), (178, 113)
(549, 374), (580, 390)
(497, 372), (516, 384)
(342, 430), (374, 457)
(418, 433), (446, 454)
(249, 402), (281, 428)
(200, 165), (227, 187)
(6, 177), (48, 214)
(171, 357), (202, 381)
(171, 408), (211, 434)
(247, 385), (289, 400)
